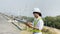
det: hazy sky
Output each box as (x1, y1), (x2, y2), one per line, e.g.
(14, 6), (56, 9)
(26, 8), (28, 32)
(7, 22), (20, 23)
(0, 0), (60, 17)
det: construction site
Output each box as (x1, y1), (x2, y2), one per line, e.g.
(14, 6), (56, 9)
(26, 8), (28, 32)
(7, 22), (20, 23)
(0, 0), (60, 34)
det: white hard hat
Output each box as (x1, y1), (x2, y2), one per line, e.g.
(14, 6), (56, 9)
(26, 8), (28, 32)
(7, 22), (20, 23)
(33, 8), (41, 13)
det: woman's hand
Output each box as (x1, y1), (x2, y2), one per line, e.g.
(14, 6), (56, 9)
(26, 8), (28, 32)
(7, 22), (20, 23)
(25, 22), (33, 28)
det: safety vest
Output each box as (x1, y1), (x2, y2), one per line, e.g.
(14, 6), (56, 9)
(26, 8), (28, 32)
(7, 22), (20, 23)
(29, 17), (42, 32)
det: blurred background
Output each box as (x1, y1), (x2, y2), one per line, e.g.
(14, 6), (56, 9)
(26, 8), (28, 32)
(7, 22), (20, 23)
(0, 0), (60, 34)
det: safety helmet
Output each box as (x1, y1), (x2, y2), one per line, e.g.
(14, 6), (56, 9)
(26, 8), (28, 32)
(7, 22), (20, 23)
(33, 8), (42, 16)
(33, 8), (41, 13)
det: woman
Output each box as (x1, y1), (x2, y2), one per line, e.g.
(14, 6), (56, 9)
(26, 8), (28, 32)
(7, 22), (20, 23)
(26, 8), (44, 34)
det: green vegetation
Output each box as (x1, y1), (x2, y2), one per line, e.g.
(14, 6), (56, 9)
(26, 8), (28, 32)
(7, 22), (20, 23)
(43, 16), (60, 29)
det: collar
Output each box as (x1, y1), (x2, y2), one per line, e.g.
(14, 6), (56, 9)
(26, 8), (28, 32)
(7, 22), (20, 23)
(35, 17), (41, 20)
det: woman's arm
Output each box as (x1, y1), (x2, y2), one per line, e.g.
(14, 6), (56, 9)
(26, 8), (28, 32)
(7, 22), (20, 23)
(25, 22), (39, 30)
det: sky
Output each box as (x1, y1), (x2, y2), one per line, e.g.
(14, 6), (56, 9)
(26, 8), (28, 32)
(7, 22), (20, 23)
(0, 0), (60, 17)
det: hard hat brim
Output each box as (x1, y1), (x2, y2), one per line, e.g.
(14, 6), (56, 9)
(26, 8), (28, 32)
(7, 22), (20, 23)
(33, 12), (42, 17)
(33, 12), (41, 14)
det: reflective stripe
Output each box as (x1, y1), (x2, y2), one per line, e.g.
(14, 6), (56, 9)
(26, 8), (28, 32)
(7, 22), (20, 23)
(30, 29), (41, 32)
(34, 20), (38, 26)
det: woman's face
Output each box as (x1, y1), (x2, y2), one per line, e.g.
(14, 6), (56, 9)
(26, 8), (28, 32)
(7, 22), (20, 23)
(33, 13), (39, 18)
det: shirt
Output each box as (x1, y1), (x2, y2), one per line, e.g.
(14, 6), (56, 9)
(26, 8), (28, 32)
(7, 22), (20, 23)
(33, 17), (44, 34)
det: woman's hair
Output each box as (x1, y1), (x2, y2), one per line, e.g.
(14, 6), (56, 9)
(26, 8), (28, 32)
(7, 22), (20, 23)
(33, 12), (42, 17)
